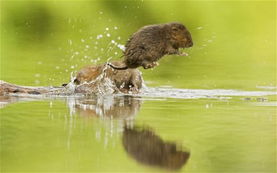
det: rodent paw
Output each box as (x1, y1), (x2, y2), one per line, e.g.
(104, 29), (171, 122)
(153, 62), (159, 66)
(179, 52), (189, 56)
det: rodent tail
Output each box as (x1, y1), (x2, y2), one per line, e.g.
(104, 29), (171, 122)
(107, 63), (128, 70)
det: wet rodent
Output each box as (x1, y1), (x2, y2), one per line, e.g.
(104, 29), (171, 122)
(74, 61), (143, 94)
(108, 22), (193, 70)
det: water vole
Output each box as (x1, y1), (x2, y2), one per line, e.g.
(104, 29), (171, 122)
(74, 61), (142, 94)
(108, 22), (193, 70)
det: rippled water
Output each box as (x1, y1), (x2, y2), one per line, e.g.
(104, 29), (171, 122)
(1, 87), (276, 172)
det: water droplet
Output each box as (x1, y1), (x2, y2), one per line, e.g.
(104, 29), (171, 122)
(34, 73), (41, 78)
(114, 26), (118, 30)
(117, 44), (125, 51)
(35, 80), (40, 84)
(106, 33), (111, 37)
(105, 27), (109, 31)
(97, 34), (103, 39)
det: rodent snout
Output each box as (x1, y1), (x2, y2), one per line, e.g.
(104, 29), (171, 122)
(188, 41), (193, 47)
(186, 40), (193, 47)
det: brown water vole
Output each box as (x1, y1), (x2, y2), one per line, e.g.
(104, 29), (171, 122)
(108, 22), (193, 70)
(74, 61), (143, 94)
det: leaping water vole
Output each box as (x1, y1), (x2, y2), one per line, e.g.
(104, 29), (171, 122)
(108, 22), (193, 70)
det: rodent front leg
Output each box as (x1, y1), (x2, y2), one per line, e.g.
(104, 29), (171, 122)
(167, 47), (179, 55)
(167, 47), (188, 56)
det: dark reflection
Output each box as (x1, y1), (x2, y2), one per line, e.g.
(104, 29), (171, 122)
(71, 96), (190, 170)
(1, 95), (190, 170)
(122, 126), (190, 170)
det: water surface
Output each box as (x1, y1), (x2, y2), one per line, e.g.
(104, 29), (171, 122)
(1, 87), (276, 172)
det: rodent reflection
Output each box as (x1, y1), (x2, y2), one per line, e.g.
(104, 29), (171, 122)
(74, 96), (141, 119)
(73, 96), (190, 170)
(122, 126), (190, 170)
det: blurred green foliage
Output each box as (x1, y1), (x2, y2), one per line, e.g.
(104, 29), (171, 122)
(0, 0), (276, 89)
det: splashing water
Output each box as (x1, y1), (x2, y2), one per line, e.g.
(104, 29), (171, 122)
(111, 40), (125, 51)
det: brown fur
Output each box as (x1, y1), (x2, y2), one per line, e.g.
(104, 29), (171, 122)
(110, 22), (193, 70)
(74, 61), (143, 94)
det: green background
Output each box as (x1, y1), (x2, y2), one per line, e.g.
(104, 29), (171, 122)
(0, 0), (276, 172)
(1, 0), (276, 89)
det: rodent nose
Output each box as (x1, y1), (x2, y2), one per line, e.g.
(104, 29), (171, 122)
(188, 41), (193, 47)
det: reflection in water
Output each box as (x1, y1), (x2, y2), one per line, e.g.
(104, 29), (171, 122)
(65, 95), (142, 149)
(67, 95), (191, 170)
(72, 95), (141, 120)
(1, 95), (190, 170)
(123, 127), (190, 170)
